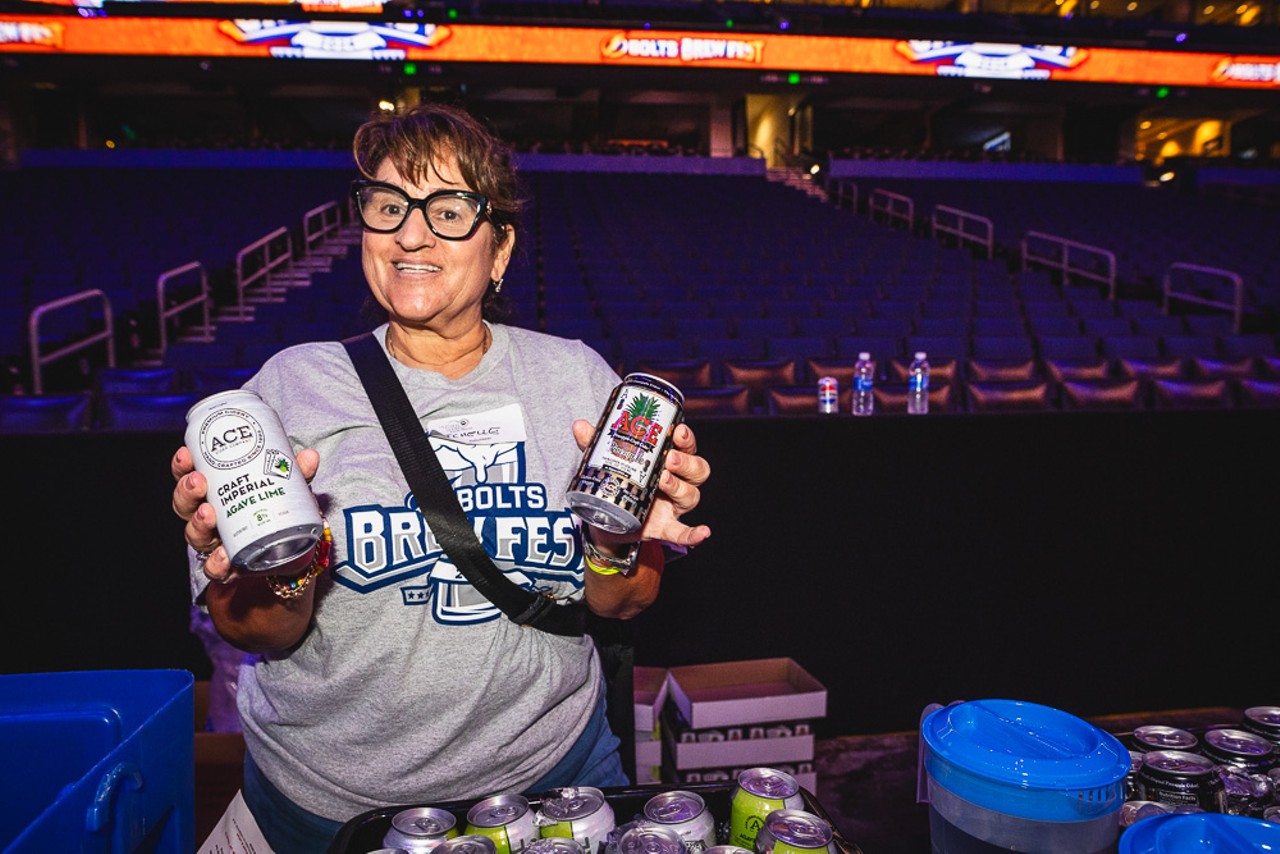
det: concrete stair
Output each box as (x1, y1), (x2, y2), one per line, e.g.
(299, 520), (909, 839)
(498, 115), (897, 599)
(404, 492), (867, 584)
(767, 166), (832, 202)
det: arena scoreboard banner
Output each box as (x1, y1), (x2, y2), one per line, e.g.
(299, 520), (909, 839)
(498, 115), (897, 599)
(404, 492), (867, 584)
(1, 14), (1279, 89)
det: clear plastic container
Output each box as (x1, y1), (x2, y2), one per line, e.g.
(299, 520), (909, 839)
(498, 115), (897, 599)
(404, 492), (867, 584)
(921, 699), (1131, 854)
(908, 352), (930, 415)
(1118, 812), (1280, 853)
(853, 352), (875, 416)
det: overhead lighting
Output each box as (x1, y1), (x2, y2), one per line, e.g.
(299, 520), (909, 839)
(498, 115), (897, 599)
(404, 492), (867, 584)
(378, 100), (396, 112)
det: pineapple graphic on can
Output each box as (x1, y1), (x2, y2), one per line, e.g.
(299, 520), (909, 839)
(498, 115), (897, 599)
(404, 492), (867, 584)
(567, 372), (684, 535)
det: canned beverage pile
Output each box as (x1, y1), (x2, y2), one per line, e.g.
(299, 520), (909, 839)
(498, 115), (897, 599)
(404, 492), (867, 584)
(1118, 705), (1280, 830)
(374, 769), (844, 854)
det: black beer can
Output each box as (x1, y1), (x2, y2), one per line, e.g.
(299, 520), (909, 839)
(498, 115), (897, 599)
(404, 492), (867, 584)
(1240, 707), (1280, 747)
(1201, 728), (1276, 774)
(1127, 725), (1200, 755)
(1133, 750), (1227, 813)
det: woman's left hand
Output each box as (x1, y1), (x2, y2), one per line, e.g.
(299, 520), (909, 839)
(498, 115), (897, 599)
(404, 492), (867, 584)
(571, 420), (712, 550)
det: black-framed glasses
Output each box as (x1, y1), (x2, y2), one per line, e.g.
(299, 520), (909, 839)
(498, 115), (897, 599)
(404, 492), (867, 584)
(351, 180), (493, 240)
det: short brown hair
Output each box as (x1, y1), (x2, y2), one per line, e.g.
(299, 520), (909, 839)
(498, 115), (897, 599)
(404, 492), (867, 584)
(353, 101), (521, 245)
(353, 102), (522, 321)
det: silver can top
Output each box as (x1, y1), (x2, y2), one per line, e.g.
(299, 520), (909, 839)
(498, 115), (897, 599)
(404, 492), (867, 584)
(468, 794), (531, 828)
(1141, 750), (1217, 777)
(643, 790), (706, 825)
(617, 824), (686, 854)
(526, 839), (588, 854)
(541, 787), (607, 821)
(1244, 706), (1280, 733)
(737, 767), (800, 801)
(390, 807), (459, 838)
(621, 372), (685, 406)
(436, 836), (499, 854)
(1133, 725), (1199, 751)
(762, 810), (832, 851)
(1203, 727), (1275, 758)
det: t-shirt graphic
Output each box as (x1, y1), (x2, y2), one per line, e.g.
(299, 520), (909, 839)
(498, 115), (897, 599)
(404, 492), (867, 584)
(333, 429), (582, 623)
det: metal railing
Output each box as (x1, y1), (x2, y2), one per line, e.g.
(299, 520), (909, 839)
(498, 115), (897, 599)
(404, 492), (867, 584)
(825, 176), (858, 212)
(1163, 262), (1245, 334)
(301, 201), (345, 262)
(230, 226), (295, 320)
(155, 261), (211, 359)
(1020, 231), (1117, 299)
(868, 188), (914, 230)
(29, 289), (114, 395)
(931, 205), (994, 259)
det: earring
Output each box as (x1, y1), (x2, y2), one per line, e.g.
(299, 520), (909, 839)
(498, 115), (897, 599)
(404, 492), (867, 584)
(492, 277), (504, 294)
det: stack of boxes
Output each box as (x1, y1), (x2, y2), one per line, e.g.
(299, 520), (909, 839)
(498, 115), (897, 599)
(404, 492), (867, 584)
(644, 657), (827, 792)
(633, 665), (671, 784)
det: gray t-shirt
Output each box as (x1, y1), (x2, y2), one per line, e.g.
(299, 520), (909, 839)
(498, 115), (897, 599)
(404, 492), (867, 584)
(212, 322), (621, 821)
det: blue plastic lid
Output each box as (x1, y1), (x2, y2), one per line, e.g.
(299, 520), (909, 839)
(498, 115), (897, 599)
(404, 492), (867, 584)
(1120, 814), (1280, 853)
(922, 699), (1131, 822)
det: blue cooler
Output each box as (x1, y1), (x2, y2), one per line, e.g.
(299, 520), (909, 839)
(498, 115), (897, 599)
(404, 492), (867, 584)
(921, 699), (1131, 854)
(1120, 813), (1280, 852)
(0, 669), (195, 853)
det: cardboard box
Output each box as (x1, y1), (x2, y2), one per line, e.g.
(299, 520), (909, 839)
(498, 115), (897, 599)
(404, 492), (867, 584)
(635, 763), (664, 784)
(664, 726), (815, 770)
(666, 658), (826, 730)
(666, 764), (817, 793)
(634, 666), (669, 735)
(635, 735), (662, 767)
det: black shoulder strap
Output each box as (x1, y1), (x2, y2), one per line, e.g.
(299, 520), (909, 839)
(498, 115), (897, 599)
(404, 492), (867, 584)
(344, 334), (585, 638)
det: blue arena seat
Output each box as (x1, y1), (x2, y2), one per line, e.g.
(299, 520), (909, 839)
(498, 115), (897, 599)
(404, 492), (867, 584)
(97, 392), (202, 432)
(0, 392), (93, 433)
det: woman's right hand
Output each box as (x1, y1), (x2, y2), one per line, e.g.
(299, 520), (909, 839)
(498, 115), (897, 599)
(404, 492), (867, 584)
(171, 445), (321, 586)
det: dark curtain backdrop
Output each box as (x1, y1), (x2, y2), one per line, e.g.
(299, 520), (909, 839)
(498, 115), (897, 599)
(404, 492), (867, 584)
(6, 409), (1275, 737)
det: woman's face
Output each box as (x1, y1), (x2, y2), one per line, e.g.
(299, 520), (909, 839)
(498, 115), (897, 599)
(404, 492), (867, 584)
(362, 154), (513, 334)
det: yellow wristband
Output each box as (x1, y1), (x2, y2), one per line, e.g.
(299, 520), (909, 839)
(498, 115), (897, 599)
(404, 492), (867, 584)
(582, 537), (639, 576)
(584, 553), (622, 576)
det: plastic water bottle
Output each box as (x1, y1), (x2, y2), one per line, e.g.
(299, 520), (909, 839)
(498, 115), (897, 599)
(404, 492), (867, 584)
(908, 351), (930, 415)
(853, 351), (875, 416)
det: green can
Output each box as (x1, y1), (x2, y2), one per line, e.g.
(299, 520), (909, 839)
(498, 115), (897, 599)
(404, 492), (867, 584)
(752, 810), (833, 854)
(466, 794), (540, 854)
(535, 786), (617, 854)
(728, 768), (805, 851)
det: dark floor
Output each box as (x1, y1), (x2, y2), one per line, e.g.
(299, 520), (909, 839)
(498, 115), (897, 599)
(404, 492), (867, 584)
(811, 706), (1244, 854)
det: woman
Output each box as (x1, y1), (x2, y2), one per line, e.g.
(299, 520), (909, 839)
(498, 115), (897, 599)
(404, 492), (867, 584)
(170, 101), (712, 851)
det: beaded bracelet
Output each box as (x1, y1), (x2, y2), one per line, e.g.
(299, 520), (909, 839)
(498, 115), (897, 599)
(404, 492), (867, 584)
(266, 517), (332, 601)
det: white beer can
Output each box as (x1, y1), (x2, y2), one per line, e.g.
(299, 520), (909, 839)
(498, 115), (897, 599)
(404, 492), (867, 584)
(184, 389), (322, 572)
(643, 790), (716, 854)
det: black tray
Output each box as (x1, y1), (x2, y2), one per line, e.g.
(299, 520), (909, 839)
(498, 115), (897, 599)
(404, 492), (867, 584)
(330, 781), (863, 854)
